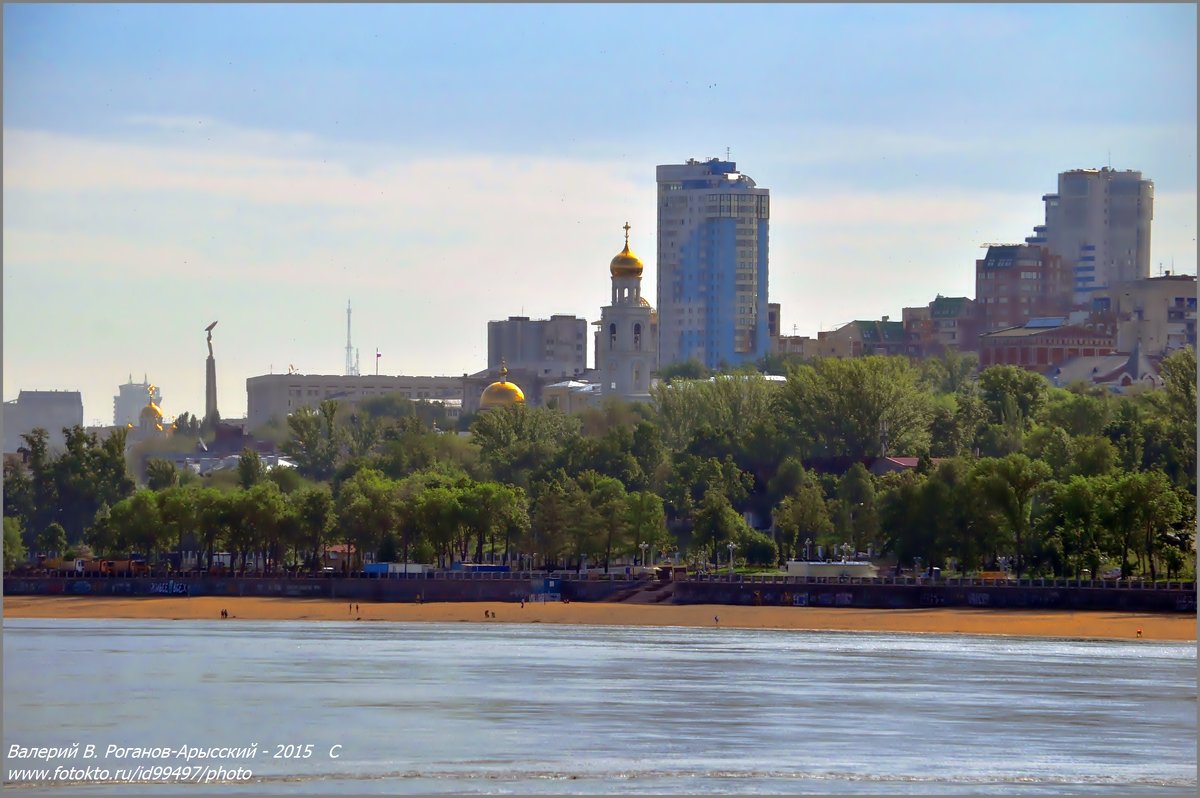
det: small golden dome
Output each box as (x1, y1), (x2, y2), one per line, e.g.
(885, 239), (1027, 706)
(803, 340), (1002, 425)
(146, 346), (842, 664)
(610, 222), (644, 278)
(140, 402), (163, 420)
(480, 364), (526, 409)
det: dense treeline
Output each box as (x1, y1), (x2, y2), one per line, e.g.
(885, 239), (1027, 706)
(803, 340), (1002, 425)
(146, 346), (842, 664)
(4, 348), (1195, 579)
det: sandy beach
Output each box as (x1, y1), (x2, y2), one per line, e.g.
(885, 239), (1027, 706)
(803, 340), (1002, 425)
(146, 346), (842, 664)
(3, 596), (1194, 640)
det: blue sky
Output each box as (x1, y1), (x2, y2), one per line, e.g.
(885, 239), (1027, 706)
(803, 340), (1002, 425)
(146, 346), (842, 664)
(4, 3), (1196, 425)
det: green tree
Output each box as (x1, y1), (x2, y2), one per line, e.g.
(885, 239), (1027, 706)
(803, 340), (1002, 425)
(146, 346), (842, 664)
(776, 356), (934, 461)
(527, 476), (577, 569)
(1067, 435), (1118, 478)
(193, 488), (233, 570)
(237, 448), (267, 489)
(243, 482), (288, 572)
(415, 485), (465, 568)
(774, 480), (834, 562)
(3, 458), (34, 530)
(145, 458), (179, 491)
(18, 428), (58, 535)
(1148, 346), (1197, 493)
(879, 471), (932, 568)
(1042, 386), (1112, 437)
(582, 472), (629, 574)
(657, 358), (710, 382)
(173, 411), (202, 437)
(336, 468), (397, 572)
(108, 491), (167, 560)
(156, 485), (199, 561)
(281, 400), (343, 482)
(972, 454), (1052, 578)
(1044, 475), (1111, 579)
(624, 491), (670, 565)
(4, 516), (28, 570)
(470, 404), (581, 488)
(36, 522), (68, 557)
(735, 527), (779, 567)
(290, 484), (336, 570)
(834, 463), (879, 553)
(692, 489), (751, 568)
(978, 365), (1047, 429)
(1119, 470), (1184, 581)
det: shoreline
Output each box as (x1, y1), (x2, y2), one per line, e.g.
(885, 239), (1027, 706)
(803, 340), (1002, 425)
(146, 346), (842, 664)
(3, 596), (1195, 641)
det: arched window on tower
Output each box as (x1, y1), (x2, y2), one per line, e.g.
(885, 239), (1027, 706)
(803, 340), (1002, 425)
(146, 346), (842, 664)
(609, 323), (617, 350)
(633, 323), (642, 351)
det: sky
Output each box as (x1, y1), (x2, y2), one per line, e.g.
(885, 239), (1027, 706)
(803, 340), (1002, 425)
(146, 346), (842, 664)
(4, 3), (1197, 426)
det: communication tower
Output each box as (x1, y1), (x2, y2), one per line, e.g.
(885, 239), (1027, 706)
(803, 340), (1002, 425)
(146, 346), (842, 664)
(344, 300), (360, 376)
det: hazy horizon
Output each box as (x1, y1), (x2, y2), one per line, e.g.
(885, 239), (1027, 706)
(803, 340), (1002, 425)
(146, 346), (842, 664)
(4, 3), (1196, 425)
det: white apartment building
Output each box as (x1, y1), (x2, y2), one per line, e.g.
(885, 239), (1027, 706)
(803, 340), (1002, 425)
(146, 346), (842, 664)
(113, 376), (161, 427)
(1026, 168), (1154, 305)
(656, 158), (770, 370)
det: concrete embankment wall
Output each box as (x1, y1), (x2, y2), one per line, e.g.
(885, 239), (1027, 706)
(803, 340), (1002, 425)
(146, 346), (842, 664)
(672, 579), (1197, 613)
(5, 575), (1195, 613)
(2, 574), (634, 603)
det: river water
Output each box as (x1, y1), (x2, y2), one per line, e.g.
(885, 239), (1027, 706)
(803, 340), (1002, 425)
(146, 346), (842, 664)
(2, 619), (1195, 794)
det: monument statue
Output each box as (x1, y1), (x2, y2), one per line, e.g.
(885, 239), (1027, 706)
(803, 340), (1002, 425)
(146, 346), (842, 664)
(204, 321), (219, 422)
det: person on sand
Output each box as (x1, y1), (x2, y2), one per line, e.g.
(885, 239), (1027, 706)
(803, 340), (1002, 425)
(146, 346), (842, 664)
(714, 615), (719, 624)
(520, 599), (525, 608)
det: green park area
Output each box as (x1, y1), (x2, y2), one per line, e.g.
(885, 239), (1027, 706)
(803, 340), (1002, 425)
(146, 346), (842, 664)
(5, 350), (1195, 584)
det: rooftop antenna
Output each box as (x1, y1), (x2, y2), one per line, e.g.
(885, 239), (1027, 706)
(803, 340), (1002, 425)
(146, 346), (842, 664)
(726, 146), (730, 161)
(344, 300), (359, 376)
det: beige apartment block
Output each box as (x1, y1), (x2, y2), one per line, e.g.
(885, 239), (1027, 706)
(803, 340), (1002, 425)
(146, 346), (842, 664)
(1092, 273), (1196, 355)
(245, 373), (463, 431)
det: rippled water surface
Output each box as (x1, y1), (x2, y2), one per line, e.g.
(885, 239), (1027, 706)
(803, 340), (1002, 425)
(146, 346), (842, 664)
(3, 619), (1195, 794)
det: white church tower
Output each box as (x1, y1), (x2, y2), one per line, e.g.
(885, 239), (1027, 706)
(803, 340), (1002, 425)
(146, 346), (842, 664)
(596, 223), (658, 401)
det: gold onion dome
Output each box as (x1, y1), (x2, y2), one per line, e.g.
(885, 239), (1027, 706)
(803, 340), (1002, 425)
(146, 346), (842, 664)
(610, 222), (643, 278)
(140, 402), (163, 420)
(480, 364), (525, 409)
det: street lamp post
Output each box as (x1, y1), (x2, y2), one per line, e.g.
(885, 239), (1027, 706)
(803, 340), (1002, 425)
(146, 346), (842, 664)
(804, 538), (813, 562)
(639, 542), (648, 569)
(727, 542), (736, 578)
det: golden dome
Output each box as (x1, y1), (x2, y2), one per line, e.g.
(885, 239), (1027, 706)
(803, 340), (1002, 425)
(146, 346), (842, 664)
(140, 402), (163, 420)
(610, 222), (644, 278)
(480, 364), (525, 410)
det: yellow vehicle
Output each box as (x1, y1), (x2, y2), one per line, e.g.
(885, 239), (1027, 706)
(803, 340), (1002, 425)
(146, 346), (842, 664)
(38, 556), (87, 574)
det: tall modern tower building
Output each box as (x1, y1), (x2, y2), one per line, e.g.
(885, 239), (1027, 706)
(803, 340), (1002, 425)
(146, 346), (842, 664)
(1025, 168), (1153, 304)
(656, 158), (770, 369)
